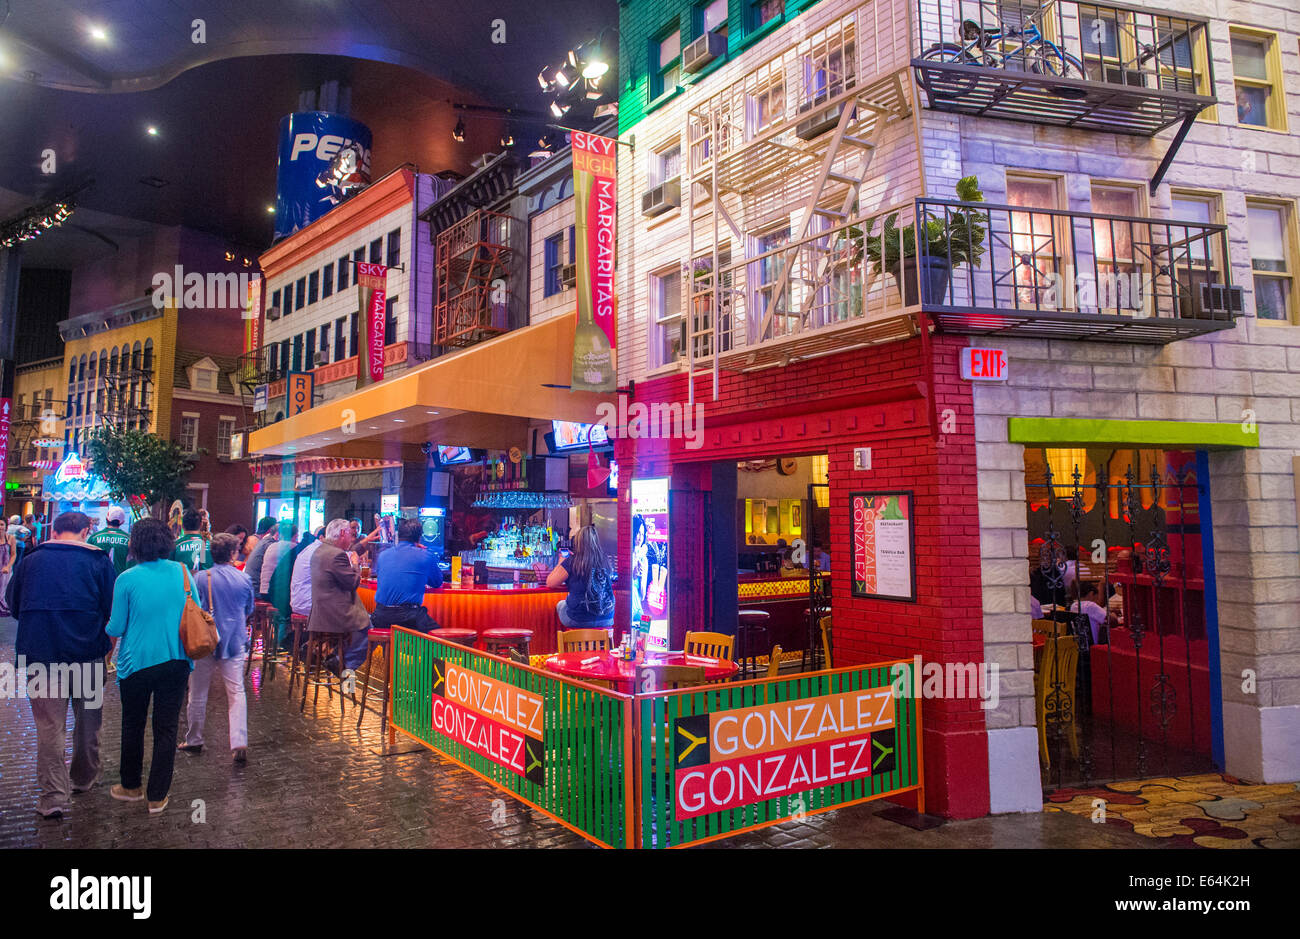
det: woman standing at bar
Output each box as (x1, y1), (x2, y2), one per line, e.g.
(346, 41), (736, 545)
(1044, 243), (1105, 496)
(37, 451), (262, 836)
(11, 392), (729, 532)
(547, 524), (615, 632)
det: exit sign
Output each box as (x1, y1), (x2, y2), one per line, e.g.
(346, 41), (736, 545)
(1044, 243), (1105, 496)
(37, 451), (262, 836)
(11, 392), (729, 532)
(960, 347), (1008, 382)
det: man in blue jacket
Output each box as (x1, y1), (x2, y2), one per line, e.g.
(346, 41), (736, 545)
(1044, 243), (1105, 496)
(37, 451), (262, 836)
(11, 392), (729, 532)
(7, 511), (117, 818)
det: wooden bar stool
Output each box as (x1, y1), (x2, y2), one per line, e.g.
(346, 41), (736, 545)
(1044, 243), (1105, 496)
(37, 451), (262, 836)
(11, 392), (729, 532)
(358, 628), (392, 733)
(249, 601), (278, 679)
(737, 609), (771, 679)
(481, 627), (533, 658)
(299, 631), (350, 716)
(285, 613), (310, 700)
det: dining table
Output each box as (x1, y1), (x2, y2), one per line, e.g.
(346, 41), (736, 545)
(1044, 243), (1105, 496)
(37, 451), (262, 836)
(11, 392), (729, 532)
(543, 650), (739, 693)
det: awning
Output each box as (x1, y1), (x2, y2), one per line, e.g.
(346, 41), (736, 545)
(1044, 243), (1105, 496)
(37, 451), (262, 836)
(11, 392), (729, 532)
(247, 314), (614, 461)
(42, 473), (113, 503)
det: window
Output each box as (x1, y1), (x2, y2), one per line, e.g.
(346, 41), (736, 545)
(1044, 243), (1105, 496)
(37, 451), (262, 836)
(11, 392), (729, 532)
(385, 296), (398, 345)
(305, 328), (317, 368)
(192, 367), (218, 392)
(1247, 200), (1296, 323)
(690, 247), (733, 355)
(1231, 30), (1286, 130)
(650, 143), (682, 187)
(271, 288), (281, 312)
(307, 271), (319, 305)
(748, 0), (782, 32)
(369, 238), (383, 263)
(748, 75), (785, 135)
(651, 28), (681, 100)
(335, 317), (347, 361)
(322, 263), (334, 299)
(294, 277), (306, 311)
(1171, 190), (1227, 307)
(337, 257), (350, 291)
(386, 229), (402, 268)
(568, 225), (576, 264)
(353, 247), (366, 269)
(1007, 174), (1066, 308)
(268, 344), (279, 375)
(544, 233), (566, 296)
(279, 339), (291, 374)
(143, 339), (153, 374)
(652, 265), (684, 367)
(750, 227), (791, 338)
(217, 418), (235, 459)
(292, 334), (303, 371)
(348, 312), (358, 358)
(698, 0), (728, 38)
(180, 415), (199, 453)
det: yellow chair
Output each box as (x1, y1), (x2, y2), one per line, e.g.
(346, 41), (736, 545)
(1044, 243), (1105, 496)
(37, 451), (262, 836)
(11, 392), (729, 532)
(1032, 618), (1068, 637)
(1035, 635), (1080, 769)
(819, 615), (833, 670)
(683, 631), (734, 661)
(766, 645), (783, 679)
(635, 663), (706, 693)
(559, 628), (611, 653)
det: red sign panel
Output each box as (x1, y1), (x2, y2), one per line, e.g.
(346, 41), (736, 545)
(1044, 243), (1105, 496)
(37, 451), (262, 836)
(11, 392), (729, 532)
(0, 398), (9, 490)
(356, 262), (388, 385)
(570, 131), (617, 392)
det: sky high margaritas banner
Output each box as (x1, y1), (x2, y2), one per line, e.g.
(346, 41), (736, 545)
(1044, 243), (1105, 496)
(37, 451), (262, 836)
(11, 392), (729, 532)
(356, 262), (387, 386)
(571, 131), (617, 392)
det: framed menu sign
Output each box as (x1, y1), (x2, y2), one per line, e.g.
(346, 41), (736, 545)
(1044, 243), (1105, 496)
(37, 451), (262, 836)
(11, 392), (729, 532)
(849, 491), (916, 602)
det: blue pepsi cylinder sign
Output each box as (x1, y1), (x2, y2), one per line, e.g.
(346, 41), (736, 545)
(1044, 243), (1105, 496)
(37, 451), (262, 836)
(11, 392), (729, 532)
(274, 112), (373, 240)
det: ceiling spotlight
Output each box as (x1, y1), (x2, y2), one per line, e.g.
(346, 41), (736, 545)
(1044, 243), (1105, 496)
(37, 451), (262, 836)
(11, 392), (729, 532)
(452, 117), (466, 143)
(582, 52), (608, 80)
(224, 251), (235, 261)
(567, 49), (580, 69)
(499, 132), (515, 148)
(586, 83), (604, 100)
(146, 125), (159, 136)
(537, 69), (551, 91)
(89, 25), (108, 43)
(553, 66), (573, 89)
(549, 100), (570, 119)
(266, 205), (276, 214)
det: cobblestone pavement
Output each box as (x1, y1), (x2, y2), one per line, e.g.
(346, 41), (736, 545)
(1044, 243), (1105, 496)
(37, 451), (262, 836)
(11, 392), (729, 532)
(0, 618), (1161, 849)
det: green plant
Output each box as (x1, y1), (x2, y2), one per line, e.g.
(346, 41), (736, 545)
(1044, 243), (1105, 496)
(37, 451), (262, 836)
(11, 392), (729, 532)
(845, 176), (989, 274)
(83, 424), (198, 516)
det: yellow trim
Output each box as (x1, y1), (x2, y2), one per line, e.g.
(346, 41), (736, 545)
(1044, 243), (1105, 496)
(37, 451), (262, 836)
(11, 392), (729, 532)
(247, 314), (614, 458)
(1245, 197), (1299, 326)
(1228, 26), (1289, 133)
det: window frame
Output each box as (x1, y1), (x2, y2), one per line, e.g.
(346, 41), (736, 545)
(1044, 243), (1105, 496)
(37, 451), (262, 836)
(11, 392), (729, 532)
(1229, 27), (1288, 132)
(696, 0), (729, 40)
(650, 263), (686, 368)
(322, 263), (334, 299)
(217, 417), (236, 460)
(543, 232), (566, 297)
(1246, 197), (1299, 326)
(179, 414), (200, 454)
(386, 229), (402, 269)
(650, 24), (682, 101)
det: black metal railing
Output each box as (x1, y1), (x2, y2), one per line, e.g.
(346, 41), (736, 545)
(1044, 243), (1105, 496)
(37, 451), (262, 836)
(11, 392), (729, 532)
(913, 0), (1215, 135)
(915, 197), (1240, 339)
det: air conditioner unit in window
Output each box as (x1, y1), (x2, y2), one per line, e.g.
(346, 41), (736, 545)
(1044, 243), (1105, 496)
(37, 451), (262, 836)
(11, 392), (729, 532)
(683, 30), (727, 74)
(796, 101), (850, 140)
(266, 306), (282, 321)
(1196, 283), (1245, 318)
(559, 264), (577, 289)
(641, 178), (682, 217)
(313, 351), (329, 367)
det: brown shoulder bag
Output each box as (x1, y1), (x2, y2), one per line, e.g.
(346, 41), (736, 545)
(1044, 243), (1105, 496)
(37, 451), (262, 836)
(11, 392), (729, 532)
(179, 565), (219, 659)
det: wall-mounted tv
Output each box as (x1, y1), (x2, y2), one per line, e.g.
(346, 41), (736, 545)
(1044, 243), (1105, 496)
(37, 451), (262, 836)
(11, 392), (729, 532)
(435, 445), (478, 466)
(547, 420), (610, 453)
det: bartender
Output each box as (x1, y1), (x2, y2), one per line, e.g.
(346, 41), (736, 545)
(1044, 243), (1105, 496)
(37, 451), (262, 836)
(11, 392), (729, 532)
(370, 517), (445, 633)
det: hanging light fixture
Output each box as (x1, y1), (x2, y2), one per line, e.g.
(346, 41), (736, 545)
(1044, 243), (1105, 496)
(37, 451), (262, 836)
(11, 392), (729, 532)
(1045, 448), (1088, 491)
(452, 117), (466, 142)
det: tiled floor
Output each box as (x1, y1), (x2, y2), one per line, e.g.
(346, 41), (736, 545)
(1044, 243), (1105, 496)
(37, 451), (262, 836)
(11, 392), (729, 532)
(0, 617), (1170, 849)
(1044, 775), (1300, 849)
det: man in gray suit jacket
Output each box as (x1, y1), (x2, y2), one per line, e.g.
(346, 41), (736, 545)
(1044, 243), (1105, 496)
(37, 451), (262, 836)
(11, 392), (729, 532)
(308, 518), (371, 679)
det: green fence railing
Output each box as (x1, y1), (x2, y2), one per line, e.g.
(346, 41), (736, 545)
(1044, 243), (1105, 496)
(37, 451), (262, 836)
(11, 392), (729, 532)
(636, 661), (921, 848)
(390, 628), (634, 849)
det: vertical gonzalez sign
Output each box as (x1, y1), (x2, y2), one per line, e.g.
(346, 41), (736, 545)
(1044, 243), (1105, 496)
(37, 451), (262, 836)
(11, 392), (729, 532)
(571, 131), (617, 392)
(356, 263), (387, 387)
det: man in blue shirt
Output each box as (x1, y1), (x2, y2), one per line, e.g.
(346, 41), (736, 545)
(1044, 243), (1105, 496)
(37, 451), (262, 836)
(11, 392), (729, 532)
(370, 517), (443, 633)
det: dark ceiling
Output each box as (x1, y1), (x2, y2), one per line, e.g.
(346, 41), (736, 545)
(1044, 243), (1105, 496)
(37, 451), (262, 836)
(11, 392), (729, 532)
(0, 0), (618, 264)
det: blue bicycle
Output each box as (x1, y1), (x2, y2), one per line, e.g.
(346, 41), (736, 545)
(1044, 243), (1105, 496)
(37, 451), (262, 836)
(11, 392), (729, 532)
(919, 18), (1087, 100)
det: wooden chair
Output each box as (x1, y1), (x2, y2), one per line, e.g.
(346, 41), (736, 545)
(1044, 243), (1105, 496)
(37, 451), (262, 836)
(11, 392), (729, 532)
(1035, 635), (1080, 769)
(1032, 618), (1069, 638)
(819, 615), (833, 670)
(766, 644), (783, 679)
(636, 663), (706, 693)
(683, 631), (734, 661)
(559, 628), (611, 653)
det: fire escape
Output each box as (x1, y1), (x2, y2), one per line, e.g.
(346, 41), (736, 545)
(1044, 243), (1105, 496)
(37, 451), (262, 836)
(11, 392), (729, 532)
(96, 354), (154, 431)
(434, 209), (518, 348)
(685, 0), (920, 402)
(236, 346), (287, 432)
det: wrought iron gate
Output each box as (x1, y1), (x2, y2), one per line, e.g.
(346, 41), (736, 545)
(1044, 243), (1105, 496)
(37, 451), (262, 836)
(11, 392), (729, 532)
(1029, 454), (1217, 790)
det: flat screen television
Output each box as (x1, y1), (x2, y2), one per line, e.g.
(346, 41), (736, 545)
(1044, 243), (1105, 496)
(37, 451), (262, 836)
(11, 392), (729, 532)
(547, 420), (610, 453)
(435, 445), (477, 466)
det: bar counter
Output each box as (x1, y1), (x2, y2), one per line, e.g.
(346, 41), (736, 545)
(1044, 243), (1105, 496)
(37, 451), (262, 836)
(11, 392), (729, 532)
(357, 580), (566, 655)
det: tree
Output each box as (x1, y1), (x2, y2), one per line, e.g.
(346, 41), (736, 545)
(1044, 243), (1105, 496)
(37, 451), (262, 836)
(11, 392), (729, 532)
(83, 424), (197, 516)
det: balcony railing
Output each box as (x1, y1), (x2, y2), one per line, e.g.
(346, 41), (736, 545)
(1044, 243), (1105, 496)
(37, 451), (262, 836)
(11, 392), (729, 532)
(436, 209), (517, 348)
(913, 0), (1215, 136)
(914, 197), (1241, 341)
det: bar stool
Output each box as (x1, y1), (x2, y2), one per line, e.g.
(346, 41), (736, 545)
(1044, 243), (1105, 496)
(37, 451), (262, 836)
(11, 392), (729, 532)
(481, 628), (533, 659)
(285, 613), (310, 700)
(431, 627), (478, 647)
(358, 628), (392, 733)
(299, 631), (351, 716)
(249, 602), (279, 680)
(737, 609), (771, 679)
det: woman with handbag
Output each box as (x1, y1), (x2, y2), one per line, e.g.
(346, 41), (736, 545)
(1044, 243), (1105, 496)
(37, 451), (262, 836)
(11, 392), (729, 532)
(106, 518), (202, 815)
(180, 534), (255, 762)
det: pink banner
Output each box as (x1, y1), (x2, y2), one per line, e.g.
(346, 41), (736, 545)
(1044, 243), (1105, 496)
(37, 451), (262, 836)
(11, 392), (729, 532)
(570, 131), (617, 392)
(356, 262), (387, 385)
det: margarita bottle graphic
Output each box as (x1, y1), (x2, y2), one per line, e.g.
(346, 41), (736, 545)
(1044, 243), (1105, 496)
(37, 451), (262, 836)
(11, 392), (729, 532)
(572, 158), (613, 390)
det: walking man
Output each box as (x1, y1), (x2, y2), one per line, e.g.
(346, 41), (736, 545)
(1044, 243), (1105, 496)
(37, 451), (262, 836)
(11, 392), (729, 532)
(171, 508), (210, 572)
(7, 511), (117, 818)
(88, 506), (132, 575)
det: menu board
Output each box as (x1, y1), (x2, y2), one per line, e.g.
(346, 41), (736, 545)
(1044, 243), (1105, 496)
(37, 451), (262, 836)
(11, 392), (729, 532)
(849, 491), (915, 602)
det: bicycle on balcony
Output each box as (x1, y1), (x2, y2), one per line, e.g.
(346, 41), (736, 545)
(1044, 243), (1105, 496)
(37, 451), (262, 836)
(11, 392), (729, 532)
(918, 17), (1086, 100)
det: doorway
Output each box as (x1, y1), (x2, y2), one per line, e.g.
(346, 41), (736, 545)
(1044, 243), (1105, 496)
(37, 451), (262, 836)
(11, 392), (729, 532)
(1024, 446), (1221, 790)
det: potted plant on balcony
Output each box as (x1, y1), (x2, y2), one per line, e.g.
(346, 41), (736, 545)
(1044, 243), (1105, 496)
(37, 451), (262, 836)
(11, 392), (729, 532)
(855, 176), (989, 306)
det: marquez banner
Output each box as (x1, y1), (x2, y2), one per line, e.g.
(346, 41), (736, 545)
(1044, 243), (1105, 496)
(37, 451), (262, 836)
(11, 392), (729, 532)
(571, 131), (617, 392)
(356, 262), (387, 386)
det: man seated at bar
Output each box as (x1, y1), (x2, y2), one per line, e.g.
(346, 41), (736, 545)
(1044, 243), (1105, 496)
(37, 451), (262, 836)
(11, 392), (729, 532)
(370, 517), (444, 634)
(259, 521), (297, 601)
(309, 519), (371, 680)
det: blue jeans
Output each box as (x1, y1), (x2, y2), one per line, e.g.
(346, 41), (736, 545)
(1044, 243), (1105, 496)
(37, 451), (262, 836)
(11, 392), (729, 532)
(556, 599), (614, 631)
(341, 629), (372, 671)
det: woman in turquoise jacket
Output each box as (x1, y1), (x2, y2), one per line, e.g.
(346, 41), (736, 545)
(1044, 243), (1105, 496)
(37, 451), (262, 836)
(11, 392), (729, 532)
(106, 518), (200, 815)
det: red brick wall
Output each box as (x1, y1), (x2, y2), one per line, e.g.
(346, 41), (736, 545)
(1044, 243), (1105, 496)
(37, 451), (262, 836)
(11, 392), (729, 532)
(169, 396), (254, 528)
(614, 334), (990, 818)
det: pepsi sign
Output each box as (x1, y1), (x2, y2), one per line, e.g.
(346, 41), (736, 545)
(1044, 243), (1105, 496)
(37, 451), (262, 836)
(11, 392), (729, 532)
(274, 111), (373, 240)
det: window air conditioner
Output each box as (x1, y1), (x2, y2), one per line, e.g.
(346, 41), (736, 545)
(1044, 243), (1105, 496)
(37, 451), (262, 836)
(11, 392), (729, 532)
(641, 178), (682, 217)
(559, 264), (577, 289)
(683, 30), (727, 74)
(266, 306), (282, 321)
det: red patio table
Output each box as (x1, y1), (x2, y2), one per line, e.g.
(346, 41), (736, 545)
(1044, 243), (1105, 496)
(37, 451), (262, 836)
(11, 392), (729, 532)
(543, 650), (739, 693)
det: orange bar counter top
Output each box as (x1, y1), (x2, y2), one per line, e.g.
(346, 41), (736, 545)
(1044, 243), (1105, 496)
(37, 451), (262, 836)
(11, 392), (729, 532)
(357, 581), (566, 655)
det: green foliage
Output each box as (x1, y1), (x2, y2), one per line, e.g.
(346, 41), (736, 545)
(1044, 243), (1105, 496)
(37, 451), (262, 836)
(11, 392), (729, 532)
(83, 424), (197, 514)
(846, 176), (989, 274)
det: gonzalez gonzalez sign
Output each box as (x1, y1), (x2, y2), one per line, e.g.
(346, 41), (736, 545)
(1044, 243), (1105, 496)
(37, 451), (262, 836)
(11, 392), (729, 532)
(431, 657), (546, 786)
(672, 684), (898, 819)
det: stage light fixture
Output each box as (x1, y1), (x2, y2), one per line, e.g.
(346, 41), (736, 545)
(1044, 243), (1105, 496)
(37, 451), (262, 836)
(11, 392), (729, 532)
(452, 117), (466, 142)
(549, 100), (570, 119)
